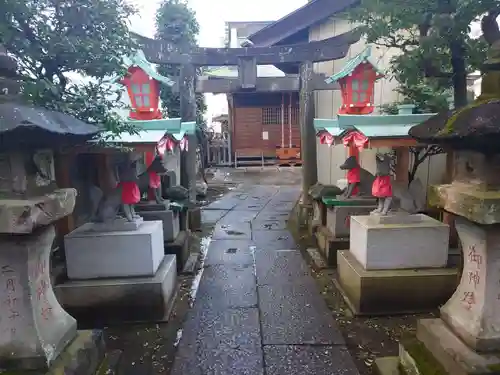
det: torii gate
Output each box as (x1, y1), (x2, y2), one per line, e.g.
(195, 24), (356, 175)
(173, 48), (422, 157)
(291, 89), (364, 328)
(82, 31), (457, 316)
(133, 17), (361, 205)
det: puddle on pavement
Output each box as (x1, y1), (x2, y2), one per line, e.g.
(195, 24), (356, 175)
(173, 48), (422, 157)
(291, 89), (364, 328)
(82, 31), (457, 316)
(225, 230), (245, 235)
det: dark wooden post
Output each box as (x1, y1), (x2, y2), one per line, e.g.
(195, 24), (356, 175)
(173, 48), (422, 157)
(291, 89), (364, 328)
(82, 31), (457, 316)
(179, 63), (197, 202)
(299, 61), (318, 205)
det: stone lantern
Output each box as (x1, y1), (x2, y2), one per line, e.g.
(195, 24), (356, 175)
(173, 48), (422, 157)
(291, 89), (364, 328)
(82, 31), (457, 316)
(375, 10), (500, 374)
(0, 46), (101, 372)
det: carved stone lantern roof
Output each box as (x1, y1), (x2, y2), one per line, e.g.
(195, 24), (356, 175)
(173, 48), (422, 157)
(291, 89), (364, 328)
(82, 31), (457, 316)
(408, 100), (500, 152)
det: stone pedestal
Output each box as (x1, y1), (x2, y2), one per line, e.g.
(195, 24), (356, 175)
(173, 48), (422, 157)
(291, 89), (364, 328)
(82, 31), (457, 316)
(337, 250), (457, 315)
(165, 230), (190, 271)
(64, 221), (164, 279)
(325, 197), (378, 239)
(0, 225), (77, 370)
(314, 226), (349, 267)
(55, 255), (177, 325)
(337, 213), (454, 315)
(350, 214), (449, 270)
(138, 209), (179, 242)
(188, 207), (202, 231)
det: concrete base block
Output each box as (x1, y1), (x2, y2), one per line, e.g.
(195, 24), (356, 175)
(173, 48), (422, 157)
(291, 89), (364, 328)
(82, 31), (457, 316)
(165, 230), (189, 271)
(188, 207), (202, 231)
(337, 250), (458, 315)
(55, 255), (177, 325)
(136, 201), (170, 212)
(87, 217), (143, 232)
(326, 202), (377, 238)
(139, 210), (179, 242)
(414, 318), (500, 375)
(350, 214), (450, 270)
(314, 226), (349, 267)
(374, 357), (401, 375)
(65, 221), (164, 279)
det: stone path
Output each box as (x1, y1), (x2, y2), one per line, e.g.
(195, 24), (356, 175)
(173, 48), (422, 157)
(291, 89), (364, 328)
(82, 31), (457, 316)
(171, 185), (359, 375)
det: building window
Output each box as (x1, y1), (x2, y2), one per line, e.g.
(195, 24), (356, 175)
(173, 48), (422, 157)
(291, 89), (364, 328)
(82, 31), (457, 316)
(262, 107), (299, 125)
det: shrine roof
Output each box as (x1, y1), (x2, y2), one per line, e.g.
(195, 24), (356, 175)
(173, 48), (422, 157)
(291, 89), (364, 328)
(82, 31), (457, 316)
(247, 0), (361, 47)
(103, 118), (196, 144)
(325, 46), (384, 84)
(0, 102), (100, 136)
(121, 50), (175, 86)
(314, 111), (436, 139)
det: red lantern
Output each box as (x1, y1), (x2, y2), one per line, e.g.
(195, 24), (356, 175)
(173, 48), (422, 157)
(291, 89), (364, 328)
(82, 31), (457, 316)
(120, 67), (162, 121)
(338, 62), (378, 115)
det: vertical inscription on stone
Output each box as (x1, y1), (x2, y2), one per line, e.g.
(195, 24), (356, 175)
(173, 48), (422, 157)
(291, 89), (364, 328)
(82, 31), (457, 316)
(1, 264), (21, 337)
(31, 255), (53, 321)
(462, 244), (482, 310)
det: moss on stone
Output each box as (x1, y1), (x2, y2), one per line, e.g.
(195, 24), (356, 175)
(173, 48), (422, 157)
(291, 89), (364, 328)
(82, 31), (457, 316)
(402, 338), (448, 375)
(438, 97), (497, 136)
(487, 363), (500, 372)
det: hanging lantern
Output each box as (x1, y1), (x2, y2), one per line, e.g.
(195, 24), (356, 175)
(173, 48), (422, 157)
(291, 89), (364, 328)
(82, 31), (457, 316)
(338, 63), (378, 115)
(120, 67), (162, 121)
(325, 47), (383, 115)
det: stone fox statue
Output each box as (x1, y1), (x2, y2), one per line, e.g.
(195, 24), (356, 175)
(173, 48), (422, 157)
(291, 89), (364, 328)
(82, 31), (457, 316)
(92, 155), (168, 223)
(371, 153), (393, 215)
(138, 155), (168, 204)
(339, 155), (375, 198)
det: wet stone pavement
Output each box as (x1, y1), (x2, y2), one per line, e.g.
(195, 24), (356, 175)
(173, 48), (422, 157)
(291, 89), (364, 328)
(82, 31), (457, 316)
(172, 184), (359, 375)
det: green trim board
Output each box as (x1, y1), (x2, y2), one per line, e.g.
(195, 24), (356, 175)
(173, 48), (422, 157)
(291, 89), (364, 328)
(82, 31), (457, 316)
(101, 119), (197, 144)
(314, 112), (436, 139)
(114, 50), (175, 86)
(325, 46), (384, 84)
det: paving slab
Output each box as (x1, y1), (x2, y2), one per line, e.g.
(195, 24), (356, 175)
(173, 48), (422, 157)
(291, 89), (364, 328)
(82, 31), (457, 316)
(204, 240), (254, 267)
(201, 209), (229, 224)
(255, 250), (311, 286)
(252, 230), (298, 251)
(264, 345), (359, 375)
(253, 211), (290, 221)
(172, 184), (357, 375)
(171, 343), (264, 375)
(212, 222), (252, 240)
(195, 264), (257, 309)
(234, 199), (270, 211)
(219, 209), (259, 224)
(252, 219), (288, 231)
(264, 199), (297, 212)
(180, 307), (261, 349)
(259, 282), (345, 345)
(204, 192), (248, 210)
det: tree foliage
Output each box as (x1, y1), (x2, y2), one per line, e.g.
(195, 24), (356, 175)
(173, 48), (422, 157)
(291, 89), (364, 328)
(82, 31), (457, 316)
(346, 0), (494, 112)
(155, 0), (207, 128)
(0, 0), (139, 135)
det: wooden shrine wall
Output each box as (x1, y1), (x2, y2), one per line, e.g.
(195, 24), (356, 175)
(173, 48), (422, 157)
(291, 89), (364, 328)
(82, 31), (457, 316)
(231, 92), (301, 158)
